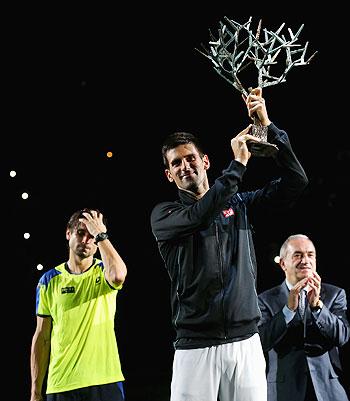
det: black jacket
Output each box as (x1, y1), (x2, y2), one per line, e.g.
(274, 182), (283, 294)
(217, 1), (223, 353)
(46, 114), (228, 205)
(150, 123), (308, 349)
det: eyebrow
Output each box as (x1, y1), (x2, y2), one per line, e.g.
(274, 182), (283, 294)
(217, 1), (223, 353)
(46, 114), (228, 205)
(170, 153), (196, 165)
(292, 251), (315, 256)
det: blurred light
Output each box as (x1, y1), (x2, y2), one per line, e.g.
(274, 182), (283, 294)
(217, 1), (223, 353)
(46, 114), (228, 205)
(37, 264), (44, 271)
(24, 232), (30, 239)
(106, 151), (113, 158)
(22, 192), (29, 199)
(274, 255), (280, 263)
(10, 170), (17, 177)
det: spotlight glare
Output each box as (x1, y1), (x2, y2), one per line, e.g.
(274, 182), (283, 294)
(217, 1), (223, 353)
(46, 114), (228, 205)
(10, 170), (17, 177)
(37, 264), (44, 271)
(22, 192), (29, 200)
(274, 256), (280, 264)
(24, 232), (30, 239)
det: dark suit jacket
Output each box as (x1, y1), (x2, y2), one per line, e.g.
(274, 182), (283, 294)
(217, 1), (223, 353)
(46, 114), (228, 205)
(258, 281), (350, 401)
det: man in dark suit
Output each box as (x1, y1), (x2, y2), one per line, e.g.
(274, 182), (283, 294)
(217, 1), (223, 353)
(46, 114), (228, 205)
(258, 234), (350, 401)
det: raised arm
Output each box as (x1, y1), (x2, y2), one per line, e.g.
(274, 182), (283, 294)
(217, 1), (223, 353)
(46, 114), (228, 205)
(80, 210), (127, 287)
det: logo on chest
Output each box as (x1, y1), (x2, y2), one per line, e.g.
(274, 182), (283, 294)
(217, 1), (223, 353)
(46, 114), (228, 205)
(61, 286), (75, 294)
(222, 208), (234, 218)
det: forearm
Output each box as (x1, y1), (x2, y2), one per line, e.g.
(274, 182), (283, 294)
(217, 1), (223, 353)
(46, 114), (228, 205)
(313, 306), (350, 346)
(30, 333), (50, 400)
(269, 123), (308, 184)
(98, 239), (127, 287)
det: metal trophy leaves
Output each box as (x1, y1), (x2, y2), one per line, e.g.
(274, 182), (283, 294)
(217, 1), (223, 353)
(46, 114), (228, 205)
(196, 16), (317, 157)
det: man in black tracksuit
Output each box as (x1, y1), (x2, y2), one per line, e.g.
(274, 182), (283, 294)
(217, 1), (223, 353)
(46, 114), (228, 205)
(150, 87), (308, 401)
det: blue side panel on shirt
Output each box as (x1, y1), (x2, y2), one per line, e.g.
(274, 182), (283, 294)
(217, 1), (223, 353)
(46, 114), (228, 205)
(35, 268), (62, 314)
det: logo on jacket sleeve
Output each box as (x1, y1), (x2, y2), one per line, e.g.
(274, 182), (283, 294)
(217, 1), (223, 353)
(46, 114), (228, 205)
(222, 208), (234, 218)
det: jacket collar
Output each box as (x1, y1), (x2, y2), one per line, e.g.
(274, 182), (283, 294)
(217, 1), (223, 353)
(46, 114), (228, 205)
(178, 188), (199, 205)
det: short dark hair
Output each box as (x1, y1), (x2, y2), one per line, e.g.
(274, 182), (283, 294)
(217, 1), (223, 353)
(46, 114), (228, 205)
(66, 208), (107, 232)
(161, 132), (205, 168)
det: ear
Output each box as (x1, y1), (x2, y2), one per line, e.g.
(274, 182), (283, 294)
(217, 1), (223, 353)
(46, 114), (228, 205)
(279, 258), (287, 272)
(164, 169), (174, 183)
(203, 154), (210, 170)
(66, 229), (71, 241)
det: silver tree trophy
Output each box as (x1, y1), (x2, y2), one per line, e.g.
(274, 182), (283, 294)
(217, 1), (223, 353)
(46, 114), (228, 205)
(196, 16), (317, 157)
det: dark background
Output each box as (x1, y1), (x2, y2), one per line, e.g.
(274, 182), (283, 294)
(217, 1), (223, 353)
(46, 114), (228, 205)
(3, 6), (349, 401)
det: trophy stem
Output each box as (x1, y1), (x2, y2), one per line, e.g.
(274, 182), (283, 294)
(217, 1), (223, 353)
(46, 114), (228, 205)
(251, 115), (269, 142)
(247, 114), (279, 157)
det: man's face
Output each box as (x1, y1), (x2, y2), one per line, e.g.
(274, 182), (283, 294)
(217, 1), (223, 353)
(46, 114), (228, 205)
(164, 143), (209, 194)
(280, 238), (316, 285)
(66, 222), (97, 259)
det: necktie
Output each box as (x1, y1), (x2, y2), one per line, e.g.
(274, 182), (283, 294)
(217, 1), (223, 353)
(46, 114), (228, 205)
(299, 289), (307, 318)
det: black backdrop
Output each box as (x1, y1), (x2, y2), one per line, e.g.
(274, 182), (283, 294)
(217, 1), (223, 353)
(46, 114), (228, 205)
(4, 7), (349, 401)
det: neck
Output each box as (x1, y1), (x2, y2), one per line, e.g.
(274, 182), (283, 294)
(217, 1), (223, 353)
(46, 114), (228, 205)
(180, 180), (210, 200)
(67, 256), (94, 274)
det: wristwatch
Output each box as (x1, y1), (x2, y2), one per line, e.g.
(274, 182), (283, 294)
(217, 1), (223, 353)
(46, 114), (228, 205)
(310, 299), (323, 311)
(95, 232), (109, 244)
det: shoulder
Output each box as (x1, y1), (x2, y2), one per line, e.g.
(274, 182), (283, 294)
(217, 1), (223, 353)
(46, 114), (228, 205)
(38, 264), (64, 287)
(93, 258), (102, 266)
(93, 258), (104, 272)
(322, 282), (346, 295)
(151, 201), (181, 219)
(258, 284), (283, 300)
(151, 200), (178, 211)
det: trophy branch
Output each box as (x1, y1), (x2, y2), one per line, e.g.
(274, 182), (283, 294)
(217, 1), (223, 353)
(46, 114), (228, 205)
(196, 16), (317, 157)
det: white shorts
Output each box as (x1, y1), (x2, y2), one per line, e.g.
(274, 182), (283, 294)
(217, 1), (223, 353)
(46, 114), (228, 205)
(171, 333), (267, 401)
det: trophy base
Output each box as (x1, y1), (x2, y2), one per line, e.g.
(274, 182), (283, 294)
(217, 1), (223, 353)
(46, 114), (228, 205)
(247, 140), (279, 158)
